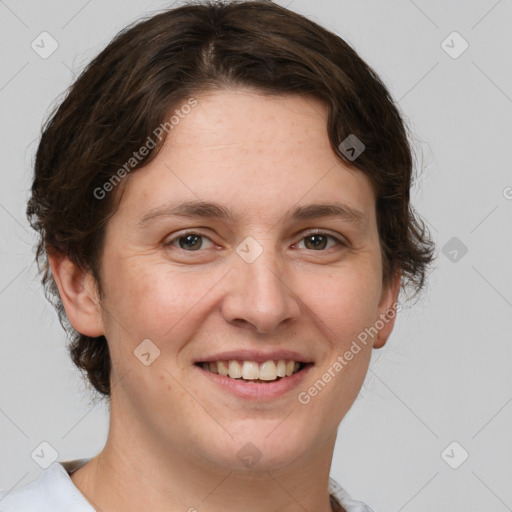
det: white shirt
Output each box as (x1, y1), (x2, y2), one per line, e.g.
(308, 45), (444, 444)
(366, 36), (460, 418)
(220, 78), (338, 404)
(0, 458), (374, 512)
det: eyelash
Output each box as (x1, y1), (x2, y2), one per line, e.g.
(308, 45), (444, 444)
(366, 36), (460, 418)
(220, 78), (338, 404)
(163, 230), (347, 252)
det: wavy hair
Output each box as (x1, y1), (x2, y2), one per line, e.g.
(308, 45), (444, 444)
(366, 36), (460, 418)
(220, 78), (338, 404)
(27, 0), (435, 400)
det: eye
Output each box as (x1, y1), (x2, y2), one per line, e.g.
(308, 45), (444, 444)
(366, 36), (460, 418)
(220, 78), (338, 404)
(164, 230), (346, 253)
(164, 232), (215, 251)
(295, 232), (345, 251)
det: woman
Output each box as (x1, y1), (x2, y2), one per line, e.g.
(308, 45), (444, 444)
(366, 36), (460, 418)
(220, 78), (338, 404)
(0, 1), (434, 510)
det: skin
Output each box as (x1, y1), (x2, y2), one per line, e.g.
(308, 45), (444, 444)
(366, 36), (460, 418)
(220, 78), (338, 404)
(49, 88), (401, 512)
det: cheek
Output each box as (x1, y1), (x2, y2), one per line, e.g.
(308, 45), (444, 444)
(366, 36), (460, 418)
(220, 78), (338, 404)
(100, 256), (215, 344)
(298, 269), (379, 421)
(301, 262), (382, 340)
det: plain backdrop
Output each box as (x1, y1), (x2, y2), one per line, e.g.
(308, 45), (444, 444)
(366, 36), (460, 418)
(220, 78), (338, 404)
(0, 1), (511, 511)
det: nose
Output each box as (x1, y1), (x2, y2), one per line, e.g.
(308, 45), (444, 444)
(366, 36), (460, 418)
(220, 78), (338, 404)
(220, 244), (301, 334)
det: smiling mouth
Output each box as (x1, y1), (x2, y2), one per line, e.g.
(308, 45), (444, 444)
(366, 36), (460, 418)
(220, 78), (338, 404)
(194, 360), (310, 383)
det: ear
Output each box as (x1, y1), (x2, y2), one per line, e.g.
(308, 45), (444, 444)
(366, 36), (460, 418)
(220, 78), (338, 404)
(47, 248), (105, 338)
(372, 269), (402, 349)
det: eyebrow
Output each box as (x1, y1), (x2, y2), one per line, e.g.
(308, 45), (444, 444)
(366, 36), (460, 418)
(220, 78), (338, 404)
(137, 200), (367, 228)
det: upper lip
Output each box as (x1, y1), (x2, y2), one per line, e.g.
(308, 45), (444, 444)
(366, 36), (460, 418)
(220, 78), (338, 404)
(194, 350), (313, 364)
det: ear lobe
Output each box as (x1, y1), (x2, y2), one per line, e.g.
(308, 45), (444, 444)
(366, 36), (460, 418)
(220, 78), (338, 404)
(47, 248), (105, 338)
(373, 270), (402, 349)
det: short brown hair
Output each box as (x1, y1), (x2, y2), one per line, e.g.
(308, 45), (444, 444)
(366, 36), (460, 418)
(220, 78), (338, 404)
(27, 0), (435, 400)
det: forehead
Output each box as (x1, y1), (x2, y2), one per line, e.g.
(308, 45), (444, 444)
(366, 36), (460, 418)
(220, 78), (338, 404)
(115, 89), (376, 227)
(169, 88), (331, 156)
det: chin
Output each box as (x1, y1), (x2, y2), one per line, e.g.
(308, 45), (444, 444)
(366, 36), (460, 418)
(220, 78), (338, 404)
(200, 427), (310, 473)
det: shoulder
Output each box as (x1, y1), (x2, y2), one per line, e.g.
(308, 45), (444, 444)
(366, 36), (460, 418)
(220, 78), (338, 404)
(329, 477), (375, 512)
(0, 459), (93, 512)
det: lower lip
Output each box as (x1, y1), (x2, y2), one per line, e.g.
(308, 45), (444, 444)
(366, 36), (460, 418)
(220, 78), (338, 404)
(194, 363), (313, 401)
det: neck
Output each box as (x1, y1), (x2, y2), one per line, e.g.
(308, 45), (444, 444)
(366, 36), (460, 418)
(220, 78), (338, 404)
(71, 411), (339, 512)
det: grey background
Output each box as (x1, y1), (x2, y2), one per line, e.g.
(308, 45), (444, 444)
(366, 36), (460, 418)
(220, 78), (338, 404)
(1, 0), (511, 510)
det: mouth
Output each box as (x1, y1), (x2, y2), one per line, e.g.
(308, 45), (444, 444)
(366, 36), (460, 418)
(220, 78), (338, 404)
(194, 359), (311, 383)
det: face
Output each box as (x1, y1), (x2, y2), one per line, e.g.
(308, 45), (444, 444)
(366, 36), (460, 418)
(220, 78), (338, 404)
(88, 89), (399, 472)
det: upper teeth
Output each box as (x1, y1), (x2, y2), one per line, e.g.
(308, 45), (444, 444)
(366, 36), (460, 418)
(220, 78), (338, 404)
(201, 360), (302, 380)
